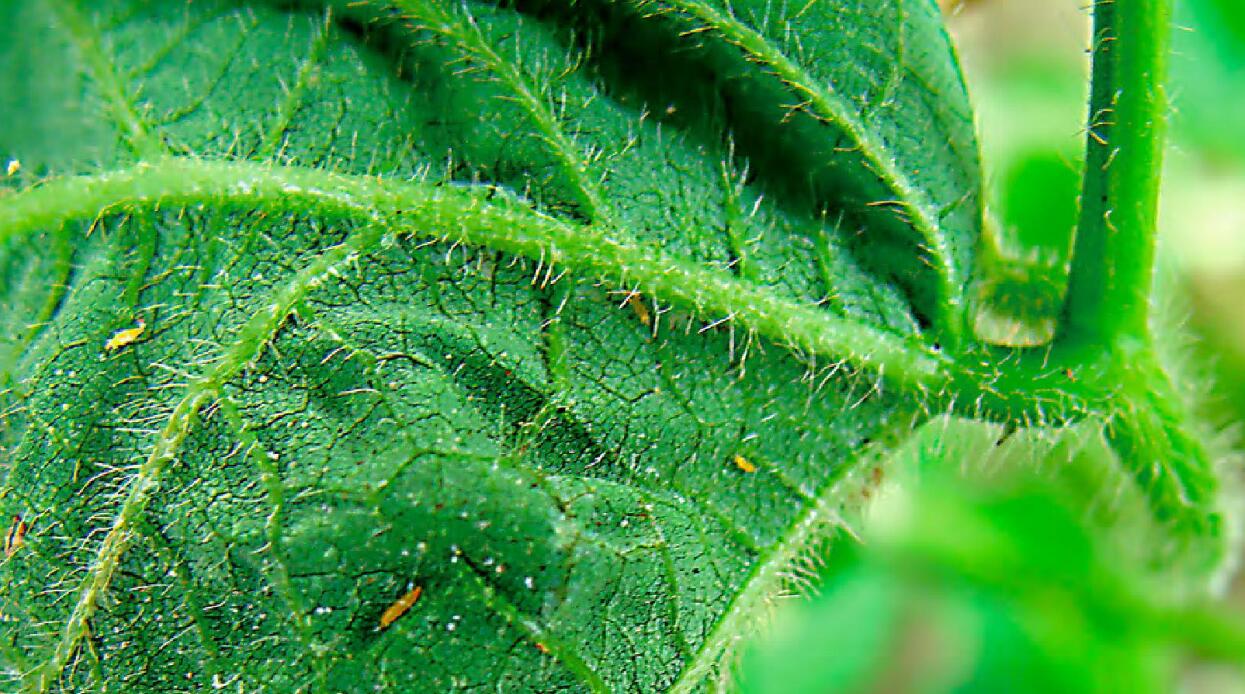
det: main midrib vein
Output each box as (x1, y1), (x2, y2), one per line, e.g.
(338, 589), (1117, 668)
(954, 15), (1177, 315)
(0, 157), (946, 388)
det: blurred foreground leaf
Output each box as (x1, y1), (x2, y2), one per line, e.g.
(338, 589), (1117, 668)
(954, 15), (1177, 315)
(740, 418), (1245, 694)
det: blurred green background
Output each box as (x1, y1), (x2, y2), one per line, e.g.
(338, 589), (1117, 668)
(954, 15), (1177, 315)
(737, 2), (1245, 691)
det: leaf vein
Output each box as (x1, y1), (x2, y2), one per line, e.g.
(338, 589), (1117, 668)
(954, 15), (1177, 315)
(45, 0), (166, 160)
(26, 212), (385, 691)
(0, 158), (946, 389)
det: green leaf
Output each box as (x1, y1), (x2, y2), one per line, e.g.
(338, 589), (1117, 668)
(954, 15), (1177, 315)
(0, 1), (977, 691)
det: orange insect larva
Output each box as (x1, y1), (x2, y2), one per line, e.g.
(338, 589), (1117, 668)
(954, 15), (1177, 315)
(105, 318), (146, 352)
(732, 454), (757, 473)
(4, 515), (28, 557)
(625, 293), (652, 327)
(378, 585), (423, 629)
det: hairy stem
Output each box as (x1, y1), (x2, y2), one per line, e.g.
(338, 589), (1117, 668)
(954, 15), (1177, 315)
(1056, 0), (1229, 582)
(1062, 0), (1172, 345)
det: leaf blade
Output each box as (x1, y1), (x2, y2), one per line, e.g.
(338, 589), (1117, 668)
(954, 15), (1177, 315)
(0, 1), (981, 690)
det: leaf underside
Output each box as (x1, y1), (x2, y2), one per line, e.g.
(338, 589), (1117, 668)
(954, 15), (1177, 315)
(0, 1), (979, 691)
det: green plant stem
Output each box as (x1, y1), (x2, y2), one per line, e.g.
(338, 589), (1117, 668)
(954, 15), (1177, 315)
(1062, 0), (1172, 345)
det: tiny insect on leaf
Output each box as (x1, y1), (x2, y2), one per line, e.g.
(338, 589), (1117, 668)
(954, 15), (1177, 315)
(4, 515), (28, 557)
(733, 454), (757, 473)
(625, 293), (652, 327)
(105, 318), (146, 352)
(379, 584), (423, 629)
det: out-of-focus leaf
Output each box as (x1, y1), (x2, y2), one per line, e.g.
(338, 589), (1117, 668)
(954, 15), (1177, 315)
(1171, 0), (1245, 162)
(739, 418), (1245, 694)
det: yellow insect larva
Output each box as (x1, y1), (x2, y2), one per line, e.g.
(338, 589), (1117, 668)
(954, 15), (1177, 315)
(625, 293), (652, 327)
(378, 584), (423, 629)
(5, 160), (18, 177)
(105, 318), (146, 352)
(534, 642), (551, 655)
(732, 454), (757, 473)
(4, 515), (28, 557)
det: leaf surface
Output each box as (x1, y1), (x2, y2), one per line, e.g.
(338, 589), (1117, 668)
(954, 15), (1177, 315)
(0, 1), (978, 691)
